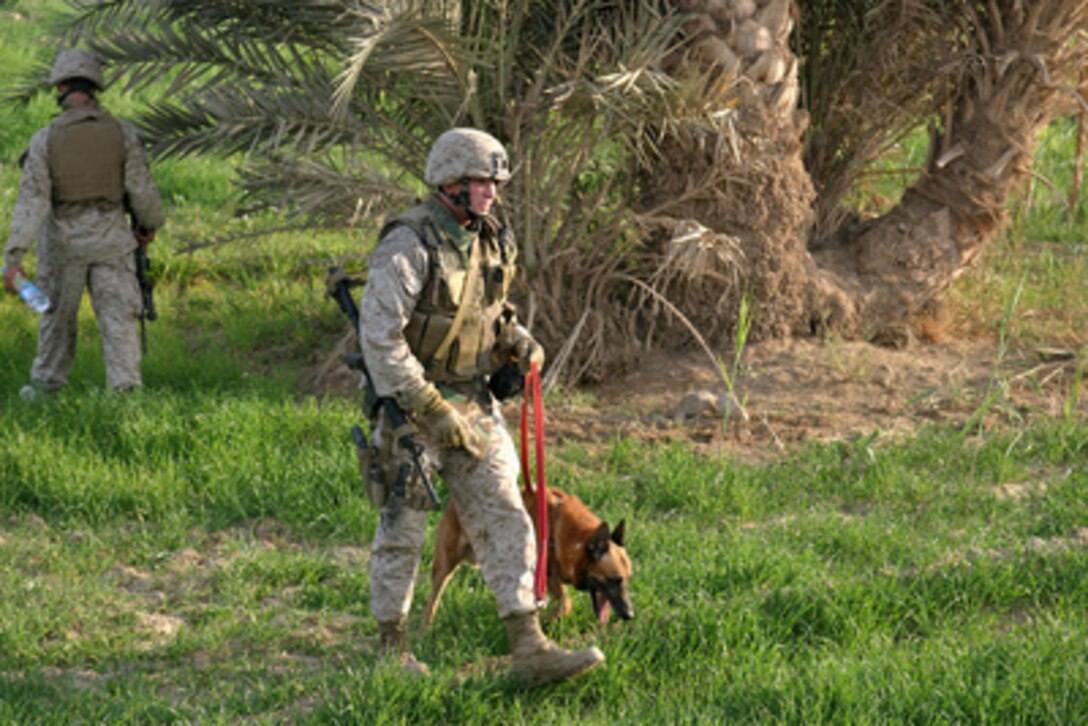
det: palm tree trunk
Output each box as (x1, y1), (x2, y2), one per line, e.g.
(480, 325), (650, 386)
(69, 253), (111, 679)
(649, 0), (821, 343)
(659, 0), (1088, 348)
(824, 1), (1088, 343)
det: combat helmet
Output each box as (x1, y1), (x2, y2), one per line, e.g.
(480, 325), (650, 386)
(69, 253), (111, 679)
(48, 49), (105, 89)
(424, 128), (510, 187)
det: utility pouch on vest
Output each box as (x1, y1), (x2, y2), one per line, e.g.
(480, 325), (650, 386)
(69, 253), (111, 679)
(440, 268), (467, 306)
(484, 225), (517, 306)
(404, 312), (452, 372)
(483, 254), (516, 307)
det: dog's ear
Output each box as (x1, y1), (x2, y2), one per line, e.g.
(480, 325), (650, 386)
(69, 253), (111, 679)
(587, 522), (610, 562)
(611, 519), (625, 547)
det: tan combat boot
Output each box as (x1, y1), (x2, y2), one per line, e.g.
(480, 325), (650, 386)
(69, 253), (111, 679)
(377, 619), (430, 676)
(503, 611), (604, 687)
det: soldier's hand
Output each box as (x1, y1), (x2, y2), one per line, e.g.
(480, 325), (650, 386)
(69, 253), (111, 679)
(3, 265), (24, 294)
(135, 227), (156, 248)
(408, 384), (488, 459)
(499, 320), (545, 375)
(324, 267), (349, 298)
(324, 267), (364, 299)
(514, 335), (545, 375)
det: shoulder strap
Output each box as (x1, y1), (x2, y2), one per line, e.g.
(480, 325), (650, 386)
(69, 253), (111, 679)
(430, 236), (481, 365)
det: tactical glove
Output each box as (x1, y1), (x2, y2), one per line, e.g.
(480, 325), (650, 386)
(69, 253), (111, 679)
(513, 335), (546, 375)
(324, 267), (352, 298)
(408, 384), (488, 459)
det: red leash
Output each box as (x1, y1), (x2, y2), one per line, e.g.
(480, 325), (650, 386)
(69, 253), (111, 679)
(519, 362), (548, 602)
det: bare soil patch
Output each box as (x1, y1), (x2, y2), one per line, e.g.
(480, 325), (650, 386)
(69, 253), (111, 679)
(527, 336), (1085, 461)
(303, 334), (1085, 461)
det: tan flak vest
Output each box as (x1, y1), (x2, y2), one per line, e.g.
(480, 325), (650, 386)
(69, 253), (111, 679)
(47, 102), (125, 206)
(382, 196), (518, 383)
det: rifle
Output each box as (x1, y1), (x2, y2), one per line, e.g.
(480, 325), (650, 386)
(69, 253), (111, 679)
(134, 239), (157, 355)
(327, 267), (440, 509)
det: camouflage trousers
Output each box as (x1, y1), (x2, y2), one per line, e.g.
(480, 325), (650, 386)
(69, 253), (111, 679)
(369, 396), (537, 623)
(32, 251), (143, 392)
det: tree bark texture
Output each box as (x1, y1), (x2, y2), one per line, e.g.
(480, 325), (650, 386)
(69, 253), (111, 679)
(662, 0), (1088, 349)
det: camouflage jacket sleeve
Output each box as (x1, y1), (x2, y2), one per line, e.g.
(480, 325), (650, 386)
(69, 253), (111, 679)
(120, 121), (165, 231)
(358, 224), (431, 408)
(3, 129), (52, 269)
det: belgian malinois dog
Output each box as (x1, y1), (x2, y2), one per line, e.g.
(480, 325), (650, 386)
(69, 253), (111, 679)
(423, 485), (634, 627)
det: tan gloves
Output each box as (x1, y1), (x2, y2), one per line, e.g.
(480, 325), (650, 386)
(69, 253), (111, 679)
(408, 384), (488, 459)
(498, 319), (545, 375)
(324, 267), (364, 298)
(513, 335), (545, 375)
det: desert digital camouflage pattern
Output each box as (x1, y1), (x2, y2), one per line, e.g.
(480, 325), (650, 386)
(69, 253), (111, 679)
(360, 221), (537, 622)
(4, 95), (164, 391)
(47, 48), (106, 88)
(424, 127), (511, 186)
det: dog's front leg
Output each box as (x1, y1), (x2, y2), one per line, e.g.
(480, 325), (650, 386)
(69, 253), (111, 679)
(422, 505), (468, 629)
(542, 568), (572, 620)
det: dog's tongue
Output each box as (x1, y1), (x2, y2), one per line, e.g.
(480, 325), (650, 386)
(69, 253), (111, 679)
(596, 593), (611, 624)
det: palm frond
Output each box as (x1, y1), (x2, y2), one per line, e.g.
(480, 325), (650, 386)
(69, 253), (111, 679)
(799, 0), (965, 235)
(236, 152), (418, 225)
(332, 1), (468, 123)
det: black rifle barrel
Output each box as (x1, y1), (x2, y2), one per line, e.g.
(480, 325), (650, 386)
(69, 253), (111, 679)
(134, 243), (156, 355)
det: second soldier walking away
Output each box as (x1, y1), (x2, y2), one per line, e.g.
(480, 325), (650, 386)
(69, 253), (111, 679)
(2, 48), (165, 398)
(357, 127), (605, 686)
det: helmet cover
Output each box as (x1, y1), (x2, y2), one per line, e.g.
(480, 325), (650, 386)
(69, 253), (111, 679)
(424, 128), (511, 186)
(48, 49), (105, 89)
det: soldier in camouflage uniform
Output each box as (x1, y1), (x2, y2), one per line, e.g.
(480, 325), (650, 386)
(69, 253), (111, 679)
(359, 128), (604, 686)
(3, 49), (165, 395)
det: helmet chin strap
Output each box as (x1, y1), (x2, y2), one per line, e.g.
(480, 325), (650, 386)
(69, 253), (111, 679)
(438, 181), (478, 225)
(454, 178), (477, 222)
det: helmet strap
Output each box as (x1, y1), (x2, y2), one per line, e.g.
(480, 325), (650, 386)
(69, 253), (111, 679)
(437, 182), (477, 225)
(454, 178), (476, 221)
(436, 187), (470, 226)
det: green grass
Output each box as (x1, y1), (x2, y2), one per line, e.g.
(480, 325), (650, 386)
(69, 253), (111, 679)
(1, 4), (1088, 723)
(1, 420), (1086, 722)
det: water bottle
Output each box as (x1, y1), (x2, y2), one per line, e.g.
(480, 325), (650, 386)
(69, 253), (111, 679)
(2, 265), (51, 314)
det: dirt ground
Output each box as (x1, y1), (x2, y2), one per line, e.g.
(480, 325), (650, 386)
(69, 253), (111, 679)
(542, 336), (1086, 460)
(307, 333), (1086, 461)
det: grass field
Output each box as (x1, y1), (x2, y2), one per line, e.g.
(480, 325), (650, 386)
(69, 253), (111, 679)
(1, 2), (1087, 723)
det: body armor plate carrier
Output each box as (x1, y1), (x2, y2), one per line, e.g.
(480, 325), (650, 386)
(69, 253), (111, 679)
(381, 196), (518, 383)
(48, 106), (125, 206)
